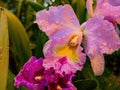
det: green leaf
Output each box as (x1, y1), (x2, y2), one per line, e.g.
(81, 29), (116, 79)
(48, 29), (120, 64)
(27, 0), (44, 12)
(5, 8), (32, 69)
(0, 8), (9, 90)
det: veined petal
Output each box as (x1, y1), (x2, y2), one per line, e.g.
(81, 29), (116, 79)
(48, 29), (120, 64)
(90, 54), (105, 76)
(83, 15), (120, 58)
(35, 4), (80, 37)
(95, 0), (120, 24)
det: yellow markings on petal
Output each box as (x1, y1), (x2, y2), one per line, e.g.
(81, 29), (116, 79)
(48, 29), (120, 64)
(55, 35), (80, 61)
(69, 35), (79, 47)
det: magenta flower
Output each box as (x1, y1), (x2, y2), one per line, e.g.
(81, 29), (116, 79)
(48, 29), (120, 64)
(14, 56), (76, 90)
(44, 67), (76, 90)
(87, 0), (120, 24)
(35, 4), (86, 73)
(14, 56), (46, 90)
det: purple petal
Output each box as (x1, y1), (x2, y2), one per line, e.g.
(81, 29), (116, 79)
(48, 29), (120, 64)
(35, 4), (80, 37)
(42, 57), (76, 90)
(45, 70), (76, 90)
(43, 29), (86, 72)
(43, 57), (79, 74)
(43, 29), (79, 58)
(14, 56), (76, 90)
(14, 56), (45, 89)
(95, 0), (120, 24)
(83, 15), (120, 59)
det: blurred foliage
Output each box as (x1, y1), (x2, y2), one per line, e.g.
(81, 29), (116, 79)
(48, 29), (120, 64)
(0, 0), (120, 90)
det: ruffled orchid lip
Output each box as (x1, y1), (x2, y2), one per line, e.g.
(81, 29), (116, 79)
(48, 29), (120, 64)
(14, 56), (47, 89)
(47, 72), (74, 90)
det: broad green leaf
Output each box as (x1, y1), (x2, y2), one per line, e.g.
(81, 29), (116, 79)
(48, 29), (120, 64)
(5, 9), (32, 69)
(0, 8), (9, 90)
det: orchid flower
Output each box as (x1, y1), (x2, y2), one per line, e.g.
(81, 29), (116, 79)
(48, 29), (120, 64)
(83, 15), (120, 75)
(14, 56), (76, 90)
(87, 0), (120, 24)
(35, 4), (120, 76)
(35, 4), (86, 73)
(14, 56), (46, 90)
(86, 0), (120, 75)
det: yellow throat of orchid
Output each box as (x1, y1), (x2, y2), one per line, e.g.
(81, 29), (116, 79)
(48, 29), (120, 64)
(55, 35), (80, 61)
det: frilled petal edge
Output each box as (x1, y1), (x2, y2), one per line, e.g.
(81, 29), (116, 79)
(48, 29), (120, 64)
(35, 4), (80, 37)
(14, 56), (44, 89)
(83, 15), (120, 59)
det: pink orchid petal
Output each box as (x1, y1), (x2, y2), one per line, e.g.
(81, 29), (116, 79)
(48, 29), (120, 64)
(43, 29), (79, 58)
(35, 4), (80, 37)
(90, 54), (105, 76)
(43, 57), (80, 74)
(95, 0), (120, 24)
(86, 0), (120, 23)
(83, 15), (120, 58)
(86, 0), (94, 16)
(43, 29), (86, 71)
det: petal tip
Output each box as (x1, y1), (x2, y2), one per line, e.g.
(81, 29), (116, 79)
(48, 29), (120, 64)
(90, 54), (105, 76)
